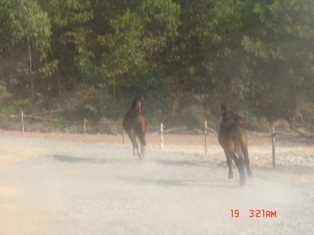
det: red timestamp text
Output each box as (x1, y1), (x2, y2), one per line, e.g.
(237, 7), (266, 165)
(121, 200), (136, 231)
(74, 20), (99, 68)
(231, 209), (277, 218)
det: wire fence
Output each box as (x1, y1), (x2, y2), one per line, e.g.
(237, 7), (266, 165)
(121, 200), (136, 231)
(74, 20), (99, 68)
(1, 110), (314, 168)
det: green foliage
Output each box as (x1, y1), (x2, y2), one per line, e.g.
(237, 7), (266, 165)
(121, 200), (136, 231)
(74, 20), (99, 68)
(10, 0), (51, 55)
(139, 0), (181, 52)
(166, 93), (209, 128)
(39, 60), (58, 77)
(1, 95), (44, 116)
(241, 0), (314, 121)
(101, 8), (145, 78)
(0, 0), (12, 51)
(0, 80), (11, 100)
(1, 0), (314, 129)
(48, 0), (93, 27)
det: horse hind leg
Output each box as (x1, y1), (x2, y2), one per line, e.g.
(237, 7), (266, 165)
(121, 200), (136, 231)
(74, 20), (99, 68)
(134, 128), (146, 158)
(128, 132), (141, 159)
(140, 143), (146, 158)
(139, 133), (146, 157)
(224, 150), (233, 179)
(243, 148), (252, 177)
(230, 152), (246, 185)
(133, 137), (141, 159)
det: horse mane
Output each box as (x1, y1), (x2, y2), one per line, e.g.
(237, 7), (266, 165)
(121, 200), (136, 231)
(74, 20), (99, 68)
(220, 104), (244, 123)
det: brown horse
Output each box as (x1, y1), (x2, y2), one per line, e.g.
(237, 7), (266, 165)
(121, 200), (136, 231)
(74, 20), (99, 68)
(123, 97), (146, 159)
(218, 104), (252, 185)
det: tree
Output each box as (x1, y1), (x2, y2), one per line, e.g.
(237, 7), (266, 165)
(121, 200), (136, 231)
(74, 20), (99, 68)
(0, 0), (11, 52)
(2, 0), (314, 128)
(241, 0), (314, 123)
(99, 0), (180, 109)
(40, 0), (95, 89)
(10, 0), (51, 99)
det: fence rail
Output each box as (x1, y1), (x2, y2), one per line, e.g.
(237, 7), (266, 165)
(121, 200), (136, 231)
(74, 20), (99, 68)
(1, 112), (313, 168)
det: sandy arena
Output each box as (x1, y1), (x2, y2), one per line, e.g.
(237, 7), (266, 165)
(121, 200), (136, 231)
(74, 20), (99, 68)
(0, 130), (313, 235)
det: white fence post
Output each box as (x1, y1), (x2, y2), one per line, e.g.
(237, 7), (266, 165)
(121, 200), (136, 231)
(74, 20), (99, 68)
(272, 127), (276, 168)
(84, 119), (87, 136)
(160, 123), (164, 150)
(204, 120), (208, 154)
(122, 128), (125, 144)
(21, 111), (24, 134)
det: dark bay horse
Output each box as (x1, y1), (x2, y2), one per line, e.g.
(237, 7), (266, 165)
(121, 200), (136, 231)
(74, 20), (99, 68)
(218, 104), (252, 185)
(123, 97), (146, 159)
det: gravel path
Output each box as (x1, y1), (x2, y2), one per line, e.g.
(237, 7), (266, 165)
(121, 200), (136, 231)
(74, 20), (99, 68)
(0, 134), (314, 235)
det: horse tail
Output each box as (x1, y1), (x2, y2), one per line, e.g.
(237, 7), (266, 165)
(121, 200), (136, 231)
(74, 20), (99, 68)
(138, 114), (146, 146)
(131, 113), (146, 144)
(230, 124), (243, 158)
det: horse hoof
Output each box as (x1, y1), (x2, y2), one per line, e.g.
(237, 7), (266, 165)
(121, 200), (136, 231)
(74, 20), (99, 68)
(137, 152), (144, 160)
(240, 177), (246, 185)
(228, 172), (233, 179)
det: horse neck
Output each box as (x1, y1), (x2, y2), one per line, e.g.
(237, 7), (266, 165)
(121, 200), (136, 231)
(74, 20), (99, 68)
(222, 111), (235, 120)
(222, 111), (244, 126)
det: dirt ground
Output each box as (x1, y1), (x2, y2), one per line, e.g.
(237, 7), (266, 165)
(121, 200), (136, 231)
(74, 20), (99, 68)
(0, 130), (313, 234)
(1, 129), (314, 186)
(1, 129), (313, 162)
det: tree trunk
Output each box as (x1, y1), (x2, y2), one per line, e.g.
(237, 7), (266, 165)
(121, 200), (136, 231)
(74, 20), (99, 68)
(114, 77), (116, 105)
(49, 46), (61, 94)
(27, 36), (34, 100)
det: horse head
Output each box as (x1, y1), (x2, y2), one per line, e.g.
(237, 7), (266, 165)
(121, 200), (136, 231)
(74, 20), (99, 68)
(220, 103), (232, 116)
(131, 96), (142, 112)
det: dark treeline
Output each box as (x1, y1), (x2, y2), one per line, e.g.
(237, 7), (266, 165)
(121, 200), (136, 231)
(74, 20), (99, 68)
(1, 0), (314, 129)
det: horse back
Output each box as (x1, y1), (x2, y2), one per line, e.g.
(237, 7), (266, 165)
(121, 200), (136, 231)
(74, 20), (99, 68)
(133, 111), (146, 133)
(122, 110), (133, 131)
(123, 110), (146, 133)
